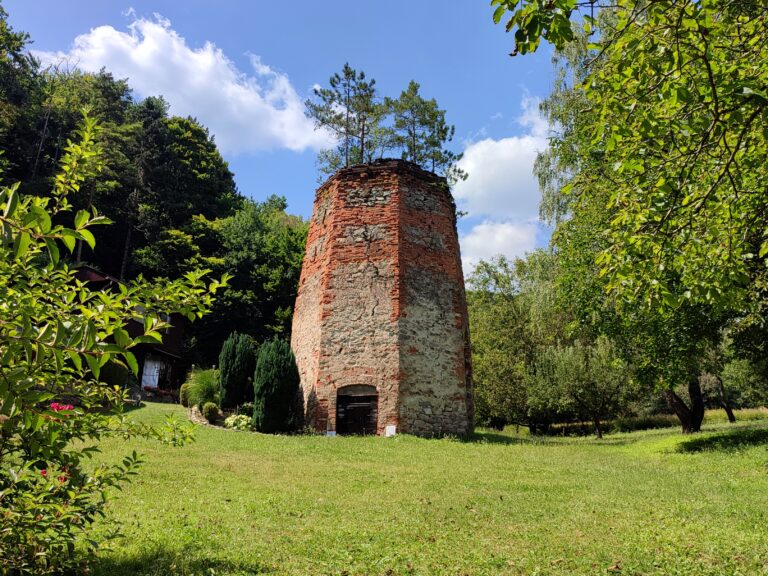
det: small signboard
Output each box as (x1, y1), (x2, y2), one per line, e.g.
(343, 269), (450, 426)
(385, 425), (397, 437)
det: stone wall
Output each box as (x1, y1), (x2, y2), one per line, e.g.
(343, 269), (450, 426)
(291, 159), (473, 437)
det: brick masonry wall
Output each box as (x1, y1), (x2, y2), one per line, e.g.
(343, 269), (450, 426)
(291, 159), (473, 437)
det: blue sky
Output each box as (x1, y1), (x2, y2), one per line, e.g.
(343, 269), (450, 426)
(7, 0), (554, 272)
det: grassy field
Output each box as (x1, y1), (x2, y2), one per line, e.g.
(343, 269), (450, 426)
(90, 403), (768, 576)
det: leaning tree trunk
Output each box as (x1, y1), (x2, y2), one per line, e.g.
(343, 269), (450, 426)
(715, 375), (736, 423)
(119, 224), (132, 281)
(665, 375), (706, 434)
(664, 389), (694, 434)
(593, 418), (603, 439)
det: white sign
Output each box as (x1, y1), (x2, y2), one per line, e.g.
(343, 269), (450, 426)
(385, 425), (397, 437)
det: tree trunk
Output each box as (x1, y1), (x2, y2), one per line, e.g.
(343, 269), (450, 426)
(119, 224), (132, 281)
(594, 419), (603, 439)
(664, 389), (694, 433)
(360, 118), (366, 164)
(344, 89), (350, 167)
(715, 375), (736, 423)
(688, 375), (705, 432)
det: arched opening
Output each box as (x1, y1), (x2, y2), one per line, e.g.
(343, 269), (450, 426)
(336, 385), (378, 435)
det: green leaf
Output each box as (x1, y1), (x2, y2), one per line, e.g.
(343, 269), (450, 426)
(85, 354), (101, 379)
(61, 230), (77, 253)
(67, 350), (83, 371)
(30, 204), (51, 233)
(113, 328), (130, 348)
(12, 232), (31, 259)
(74, 209), (89, 229)
(79, 229), (96, 250)
(3, 184), (19, 217)
(44, 238), (60, 265)
(123, 351), (138, 375)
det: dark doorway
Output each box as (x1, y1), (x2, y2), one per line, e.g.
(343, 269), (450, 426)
(336, 385), (378, 435)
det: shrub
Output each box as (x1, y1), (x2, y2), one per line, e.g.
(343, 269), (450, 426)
(238, 401), (255, 415)
(202, 402), (220, 424)
(224, 414), (252, 431)
(179, 382), (192, 408)
(252, 338), (303, 433)
(613, 414), (679, 433)
(218, 332), (257, 409)
(186, 368), (220, 410)
(0, 115), (224, 574)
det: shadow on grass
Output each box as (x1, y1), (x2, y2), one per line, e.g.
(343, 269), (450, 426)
(677, 427), (768, 453)
(465, 430), (637, 447)
(120, 402), (146, 415)
(91, 547), (271, 576)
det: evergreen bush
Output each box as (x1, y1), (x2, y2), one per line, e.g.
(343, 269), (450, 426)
(202, 402), (220, 424)
(179, 382), (192, 408)
(218, 332), (257, 409)
(252, 338), (303, 433)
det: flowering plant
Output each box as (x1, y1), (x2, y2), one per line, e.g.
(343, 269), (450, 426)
(224, 414), (252, 431)
(0, 115), (228, 573)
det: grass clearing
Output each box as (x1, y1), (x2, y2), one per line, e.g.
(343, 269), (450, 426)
(91, 403), (768, 576)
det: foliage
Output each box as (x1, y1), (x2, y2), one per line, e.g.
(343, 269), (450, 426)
(185, 196), (308, 365)
(252, 338), (302, 433)
(525, 9), (732, 433)
(306, 65), (464, 181)
(721, 359), (768, 409)
(494, 1), (768, 315)
(223, 414), (252, 431)
(0, 115), (223, 573)
(468, 251), (581, 431)
(202, 402), (219, 424)
(0, 15), (281, 374)
(218, 332), (257, 410)
(179, 382), (191, 408)
(467, 256), (533, 429)
(237, 401), (255, 416)
(527, 336), (632, 438)
(386, 81), (466, 185)
(185, 368), (220, 411)
(305, 63), (385, 170)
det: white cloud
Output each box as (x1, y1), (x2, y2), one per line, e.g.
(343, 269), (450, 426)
(453, 96), (547, 220)
(34, 15), (333, 155)
(455, 96), (550, 275)
(459, 220), (538, 275)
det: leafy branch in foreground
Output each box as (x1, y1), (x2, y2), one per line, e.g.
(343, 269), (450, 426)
(0, 113), (228, 574)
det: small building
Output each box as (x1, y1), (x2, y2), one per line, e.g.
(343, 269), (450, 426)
(74, 266), (187, 396)
(291, 160), (473, 437)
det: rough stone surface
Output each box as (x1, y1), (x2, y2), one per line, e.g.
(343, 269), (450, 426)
(291, 159), (473, 437)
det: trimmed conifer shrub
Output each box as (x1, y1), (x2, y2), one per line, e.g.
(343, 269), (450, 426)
(252, 338), (303, 433)
(202, 402), (220, 424)
(218, 332), (257, 409)
(179, 382), (191, 408)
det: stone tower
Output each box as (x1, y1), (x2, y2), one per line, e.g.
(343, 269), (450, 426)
(290, 160), (473, 437)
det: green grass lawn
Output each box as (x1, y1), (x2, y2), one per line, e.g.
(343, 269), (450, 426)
(90, 403), (768, 576)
